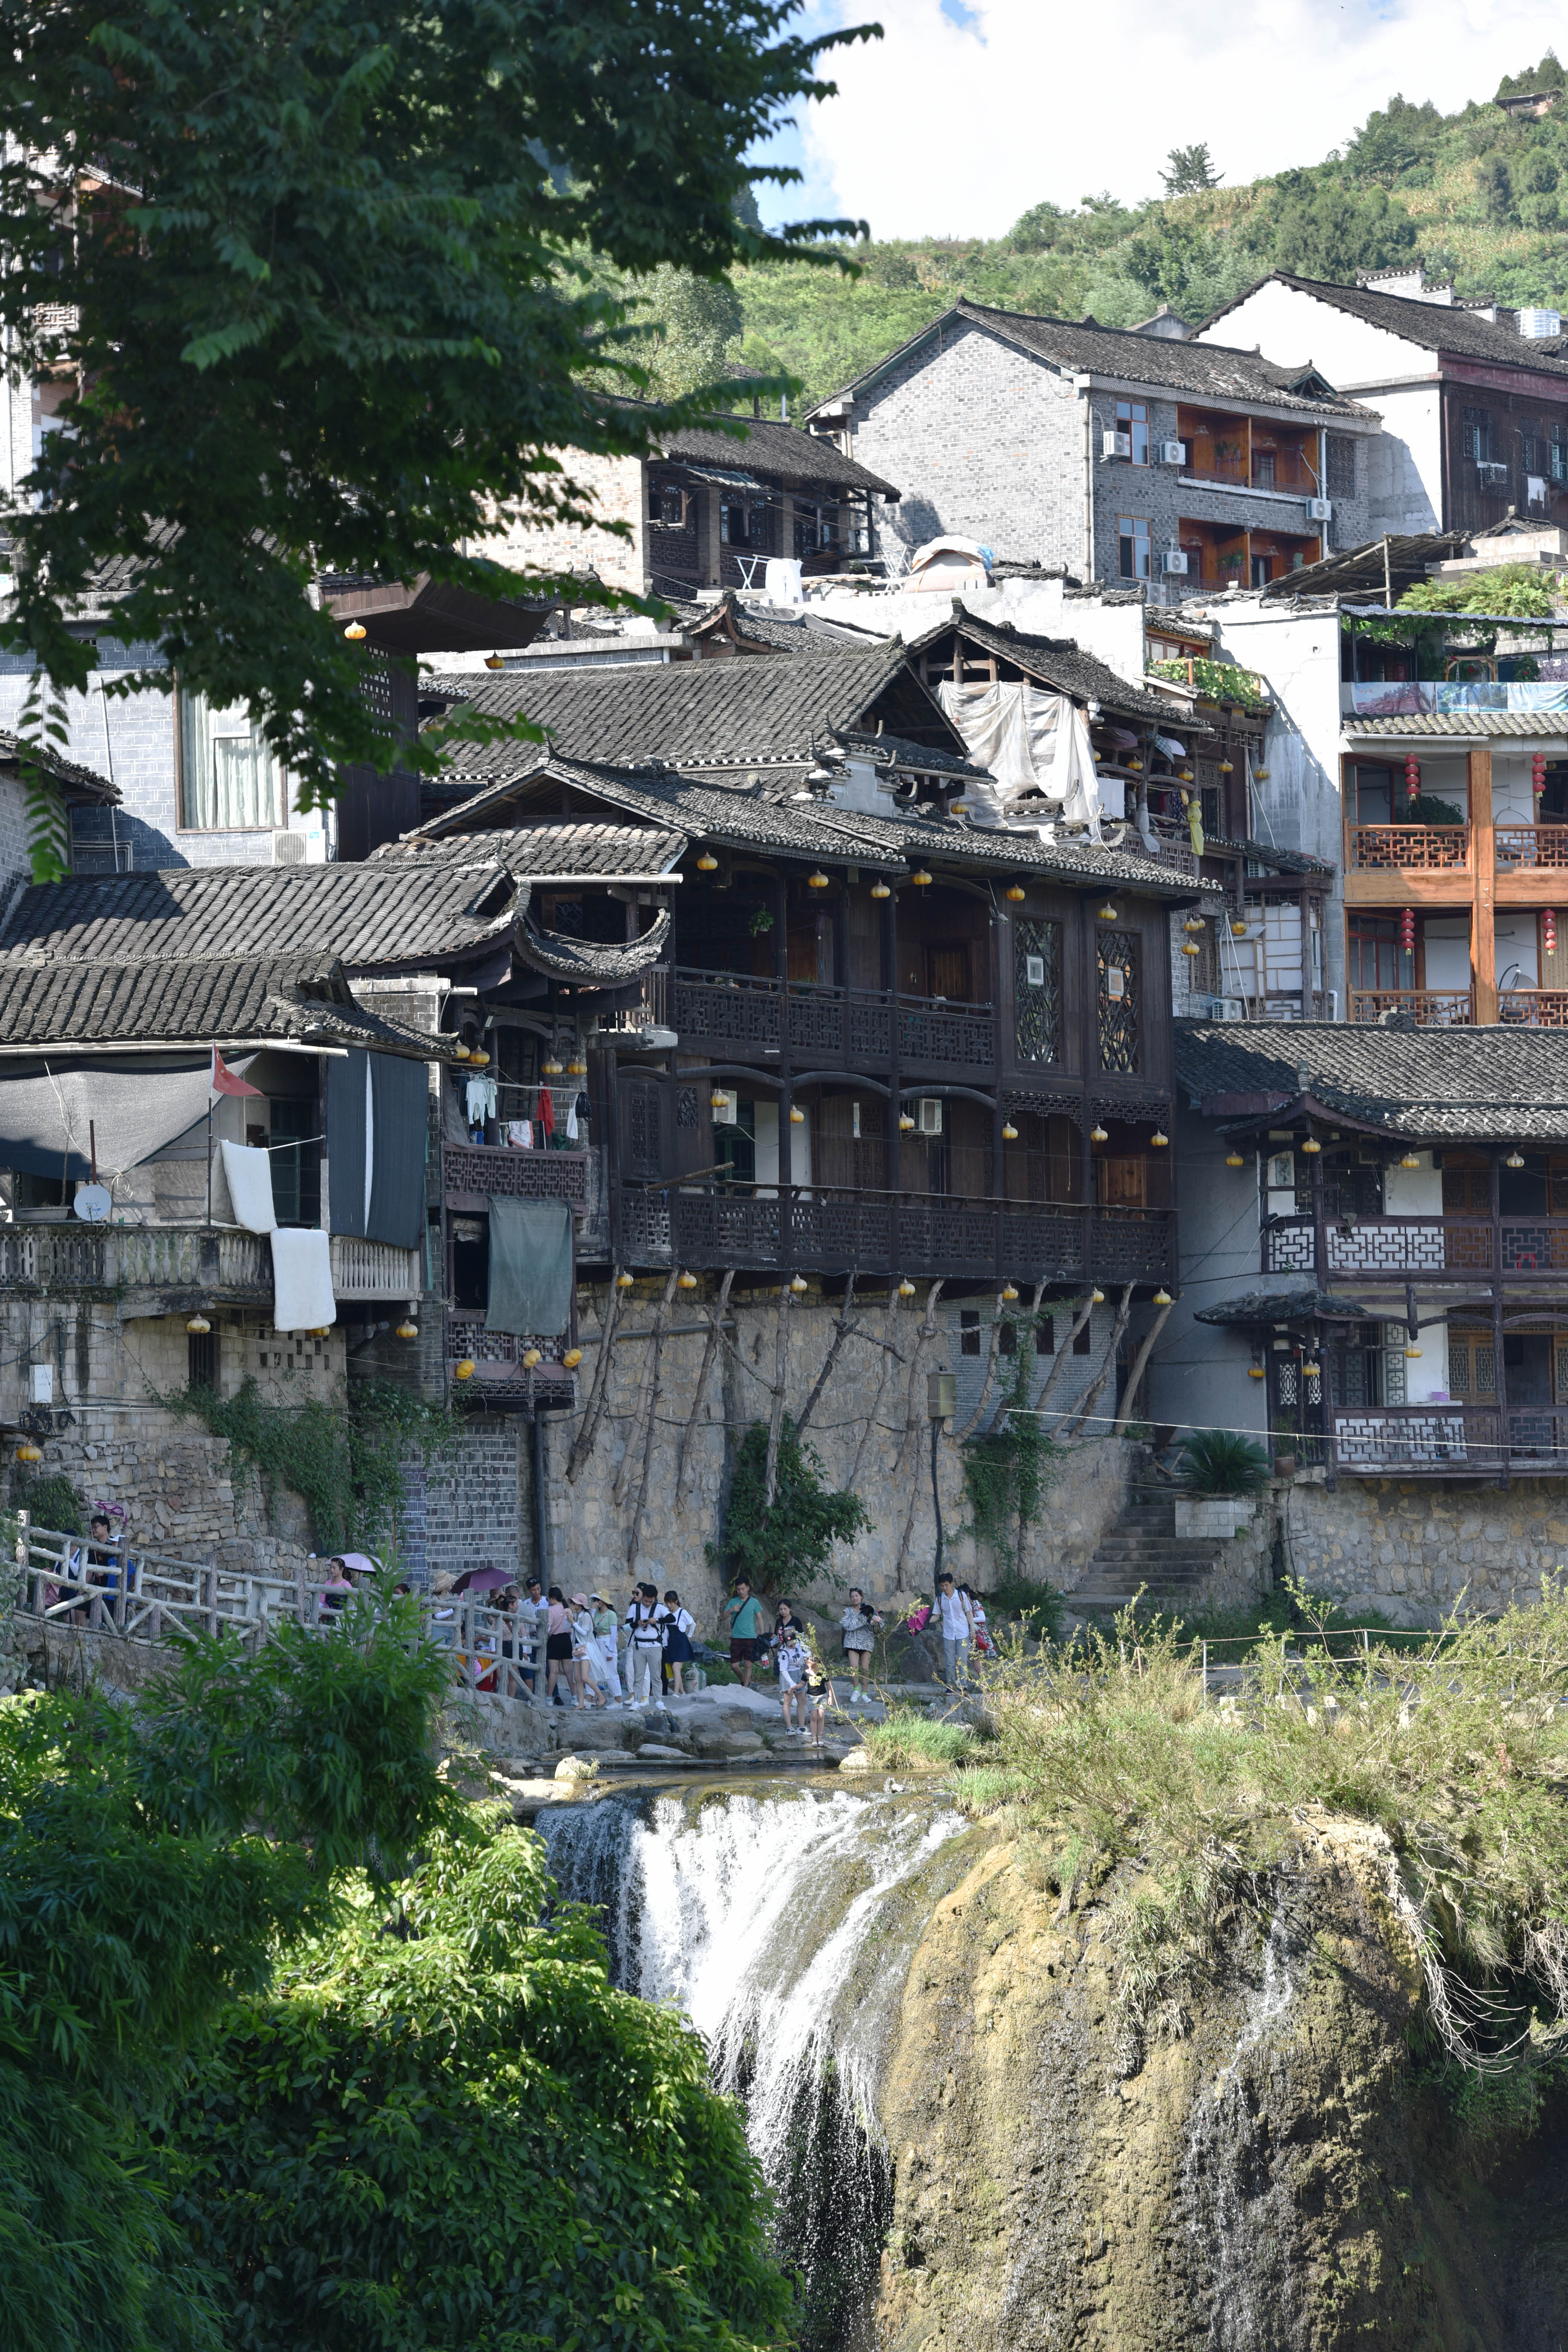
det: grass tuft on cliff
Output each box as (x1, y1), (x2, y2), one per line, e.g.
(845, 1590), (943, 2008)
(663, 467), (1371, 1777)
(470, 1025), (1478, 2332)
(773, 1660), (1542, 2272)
(974, 1581), (1568, 2073)
(861, 1710), (980, 1770)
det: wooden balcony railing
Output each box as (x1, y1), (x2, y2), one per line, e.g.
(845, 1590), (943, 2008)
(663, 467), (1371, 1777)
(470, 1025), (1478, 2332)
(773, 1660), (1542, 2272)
(1499, 989), (1568, 1027)
(619, 1180), (1175, 1286)
(1495, 824), (1568, 870)
(445, 1311), (577, 1407)
(1330, 1406), (1568, 1476)
(1346, 824), (1470, 872)
(0, 1224), (422, 1303)
(443, 1143), (590, 1211)
(1348, 989), (1474, 1027)
(669, 966), (998, 1071)
(1265, 1214), (1568, 1280)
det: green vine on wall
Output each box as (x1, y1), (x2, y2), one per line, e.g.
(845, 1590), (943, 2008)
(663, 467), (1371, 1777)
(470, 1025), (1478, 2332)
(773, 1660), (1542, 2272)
(1148, 656), (1269, 711)
(163, 1376), (461, 1557)
(707, 1417), (870, 1596)
(961, 1331), (1061, 1578)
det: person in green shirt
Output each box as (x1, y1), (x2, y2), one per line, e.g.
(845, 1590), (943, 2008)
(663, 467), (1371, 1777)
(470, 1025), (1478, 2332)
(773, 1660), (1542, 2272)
(721, 1578), (766, 1688)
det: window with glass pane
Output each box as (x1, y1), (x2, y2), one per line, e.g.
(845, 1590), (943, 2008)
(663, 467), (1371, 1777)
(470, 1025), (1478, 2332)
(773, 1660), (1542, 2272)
(1097, 931), (1140, 1073)
(1014, 917), (1061, 1062)
(1118, 516), (1151, 581)
(179, 689), (285, 830)
(269, 1100), (321, 1227)
(1115, 400), (1149, 464)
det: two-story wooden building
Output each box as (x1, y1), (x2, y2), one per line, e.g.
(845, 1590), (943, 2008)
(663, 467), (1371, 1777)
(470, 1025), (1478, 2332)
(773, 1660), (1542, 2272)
(1160, 1018), (1568, 1484)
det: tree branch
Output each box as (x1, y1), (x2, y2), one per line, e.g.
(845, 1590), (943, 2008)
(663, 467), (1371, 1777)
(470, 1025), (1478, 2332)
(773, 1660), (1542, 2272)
(1059, 1283), (1133, 1441)
(1112, 1301), (1173, 1440)
(795, 1274), (856, 1439)
(567, 1274), (622, 1485)
(675, 1268), (734, 1496)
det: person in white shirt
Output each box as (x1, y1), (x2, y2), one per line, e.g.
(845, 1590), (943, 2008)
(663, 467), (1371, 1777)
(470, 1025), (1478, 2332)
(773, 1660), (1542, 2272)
(660, 1588), (698, 1696)
(934, 1572), (974, 1690)
(960, 1583), (989, 1656)
(838, 1588), (882, 1706)
(624, 1582), (666, 1707)
(775, 1628), (810, 1733)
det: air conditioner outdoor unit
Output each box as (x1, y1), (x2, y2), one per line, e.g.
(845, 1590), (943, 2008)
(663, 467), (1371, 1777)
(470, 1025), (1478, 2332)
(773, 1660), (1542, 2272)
(1161, 550), (1188, 575)
(271, 829), (307, 866)
(1160, 440), (1186, 466)
(916, 1097), (943, 1136)
(711, 1089), (738, 1126)
(1101, 430), (1132, 460)
(1306, 496), (1332, 522)
(1478, 461), (1509, 485)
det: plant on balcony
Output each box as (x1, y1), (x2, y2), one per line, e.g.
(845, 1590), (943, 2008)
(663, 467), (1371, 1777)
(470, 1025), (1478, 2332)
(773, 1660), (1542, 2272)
(1175, 1427), (1273, 1496)
(1148, 656), (1268, 711)
(708, 1415), (870, 1594)
(1395, 792), (1465, 825)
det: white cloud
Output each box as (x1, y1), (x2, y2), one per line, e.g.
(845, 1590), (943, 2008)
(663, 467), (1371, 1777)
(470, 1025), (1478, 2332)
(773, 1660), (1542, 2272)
(778, 0), (1568, 240)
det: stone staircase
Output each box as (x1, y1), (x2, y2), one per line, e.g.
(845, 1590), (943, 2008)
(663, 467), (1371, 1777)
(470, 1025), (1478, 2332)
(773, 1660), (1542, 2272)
(1067, 1485), (1234, 1616)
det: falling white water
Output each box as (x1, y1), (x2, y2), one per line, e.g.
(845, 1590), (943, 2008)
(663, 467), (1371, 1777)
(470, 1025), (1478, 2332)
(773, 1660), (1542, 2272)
(541, 1786), (968, 2349)
(1180, 1897), (1297, 2352)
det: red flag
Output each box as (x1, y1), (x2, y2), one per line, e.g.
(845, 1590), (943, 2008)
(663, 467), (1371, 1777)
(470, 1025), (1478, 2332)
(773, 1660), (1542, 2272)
(536, 1081), (555, 1139)
(212, 1048), (264, 1099)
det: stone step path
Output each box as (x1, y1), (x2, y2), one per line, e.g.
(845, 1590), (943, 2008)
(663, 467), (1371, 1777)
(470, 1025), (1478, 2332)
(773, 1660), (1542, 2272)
(1069, 1487), (1231, 1613)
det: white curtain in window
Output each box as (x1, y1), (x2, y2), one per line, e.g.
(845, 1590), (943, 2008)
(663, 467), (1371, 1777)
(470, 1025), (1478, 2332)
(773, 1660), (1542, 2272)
(180, 690), (284, 829)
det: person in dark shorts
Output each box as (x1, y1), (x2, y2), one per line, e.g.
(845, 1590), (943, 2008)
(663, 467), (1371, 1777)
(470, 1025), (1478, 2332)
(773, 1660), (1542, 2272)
(543, 1584), (575, 1706)
(722, 1577), (766, 1687)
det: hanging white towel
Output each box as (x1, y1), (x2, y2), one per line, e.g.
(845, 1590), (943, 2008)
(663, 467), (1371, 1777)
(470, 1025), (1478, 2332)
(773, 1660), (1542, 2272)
(565, 1099), (579, 1142)
(269, 1228), (336, 1331)
(220, 1140), (278, 1234)
(506, 1120), (530, 1148)
(465, 1074), (498, 1124)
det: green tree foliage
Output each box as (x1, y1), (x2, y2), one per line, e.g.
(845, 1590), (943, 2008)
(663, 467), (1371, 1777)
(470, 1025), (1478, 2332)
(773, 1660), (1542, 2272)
(1497, 49), (1566, 98)
(642, 265), (746, 399)
(0, 0), (876, 862)
(1160, 144), (1222, 195)
(709, 1417), (870, 1594)
(961, 1329), (1061, 1575)
(1262, 171), (1417, 280)
(1398, 563), (1560, 618)
(1343, 94), (1445, 187)
(159, 1819), (791, 2352)
(0, 1593), (458, 2351)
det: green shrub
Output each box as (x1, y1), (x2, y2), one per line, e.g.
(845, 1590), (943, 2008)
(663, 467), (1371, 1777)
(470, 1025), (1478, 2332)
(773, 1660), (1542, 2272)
(980, 1573), (1066, 1643)
(13, 1469), (84, 1536)
(708, 1418), (870, 1594)
(1176, 1428), (1273, 1496)
(860, 1710), (979, 1770)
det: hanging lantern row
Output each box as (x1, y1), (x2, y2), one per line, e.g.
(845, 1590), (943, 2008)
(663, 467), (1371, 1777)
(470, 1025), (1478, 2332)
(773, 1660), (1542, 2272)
(1534, 752), (1548, 799)
(1401, 907), (1416, 955)
(1404, 752), (1420, 805)
(1545, 908), (1559, 956)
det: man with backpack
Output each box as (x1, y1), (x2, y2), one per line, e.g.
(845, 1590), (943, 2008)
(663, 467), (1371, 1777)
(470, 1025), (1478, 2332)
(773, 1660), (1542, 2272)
(624, 1582), (667, 1707)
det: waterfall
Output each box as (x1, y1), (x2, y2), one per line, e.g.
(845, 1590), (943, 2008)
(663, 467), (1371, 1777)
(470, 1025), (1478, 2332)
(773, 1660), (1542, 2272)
(1179, 1895), (1299, 2350)
(541, 1784), (969, 2351)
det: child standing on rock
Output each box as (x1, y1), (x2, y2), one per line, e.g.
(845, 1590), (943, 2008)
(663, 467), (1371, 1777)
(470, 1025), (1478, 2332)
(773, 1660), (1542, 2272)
(801, 1637), (836, 1751)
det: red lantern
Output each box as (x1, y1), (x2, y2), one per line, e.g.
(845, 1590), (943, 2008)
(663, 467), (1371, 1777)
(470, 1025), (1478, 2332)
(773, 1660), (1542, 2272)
(1545, 908), (1558, 956)
(1404, 753), (1420, 805)
(1533, 752), (1548, 798)
(1401, 907), (1416, 955)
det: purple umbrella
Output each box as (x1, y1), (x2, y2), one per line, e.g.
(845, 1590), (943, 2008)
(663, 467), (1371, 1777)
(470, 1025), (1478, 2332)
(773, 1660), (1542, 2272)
(452, 1568), (514, 1594)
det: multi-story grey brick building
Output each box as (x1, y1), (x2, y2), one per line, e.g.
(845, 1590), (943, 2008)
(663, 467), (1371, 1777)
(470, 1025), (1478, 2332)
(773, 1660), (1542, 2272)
(804, 299), (1380, 598)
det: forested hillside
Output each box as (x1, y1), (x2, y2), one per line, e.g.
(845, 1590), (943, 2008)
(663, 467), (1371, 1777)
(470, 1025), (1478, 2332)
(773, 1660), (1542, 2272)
(717, 50), (1568, 410)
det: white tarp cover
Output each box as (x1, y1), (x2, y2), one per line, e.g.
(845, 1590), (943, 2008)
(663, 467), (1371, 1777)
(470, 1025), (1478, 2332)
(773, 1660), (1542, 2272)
(269, 1227), (336, 1332)
(936, 680), (1103, 836)
(219, 1140), (278, 1234)
(0, 1058), (233, 1181)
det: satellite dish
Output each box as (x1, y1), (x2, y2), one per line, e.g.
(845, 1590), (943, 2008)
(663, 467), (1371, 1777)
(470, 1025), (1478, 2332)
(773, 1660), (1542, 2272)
(72, 1183), (112, 1223)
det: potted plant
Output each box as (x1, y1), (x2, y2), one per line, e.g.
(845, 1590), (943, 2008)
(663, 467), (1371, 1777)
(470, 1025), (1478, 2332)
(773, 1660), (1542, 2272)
(1173, 1427), (1272, 1537)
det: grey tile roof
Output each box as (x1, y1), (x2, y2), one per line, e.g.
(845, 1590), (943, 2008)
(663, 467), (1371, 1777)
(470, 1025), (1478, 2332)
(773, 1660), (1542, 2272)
(905, 611), (1186, 725)
(836, 730), (990, 778)
(373, 819), (687, 878)
(0, 861), (522, 975)
(677, 597), (876, 655)
(813, 299), (1372, 418)
(1195, 1285), (1377, 1326)
(1175, 1018), (1568, 1141)
(422, 642), (956, 780)
(1200, 273), (1568, 380)
(1256, 529), (1469, 602)
(0, 729), (118, 805)
(1346, 712), (1568, 740)
(514, 908), (671, 984)
(418, 750), (1222, 901)
(657, 415), (898, 499)
(0, 954), (449, 1055)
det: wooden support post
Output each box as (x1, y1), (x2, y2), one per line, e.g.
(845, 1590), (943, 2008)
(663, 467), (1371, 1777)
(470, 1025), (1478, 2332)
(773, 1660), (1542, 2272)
(763, 1278), (792, 1510)
(1491, 1146), (1508, 1484)
(626, 1269), (680, 1568)
(1112, 1298), (1173, 1439)
(205, 1565), (219, 1640)
(1060, 1283), (1133, 1439)
(295, 1555), (308, 1626)
(1470, 743), (1496, 1023)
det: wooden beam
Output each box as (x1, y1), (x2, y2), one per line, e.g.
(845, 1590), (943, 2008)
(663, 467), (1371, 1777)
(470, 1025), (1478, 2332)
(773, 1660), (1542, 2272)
(1470, 744), (1497, 1023)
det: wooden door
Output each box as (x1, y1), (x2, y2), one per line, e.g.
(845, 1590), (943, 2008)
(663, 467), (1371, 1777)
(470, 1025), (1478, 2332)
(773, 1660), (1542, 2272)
(1098, 1155), (1147, 1209)
(926, 943), (972, 1003)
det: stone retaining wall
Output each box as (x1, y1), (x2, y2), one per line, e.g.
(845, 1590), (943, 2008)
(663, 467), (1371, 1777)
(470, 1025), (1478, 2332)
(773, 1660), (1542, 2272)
(1284, 1473), (1568, 1623)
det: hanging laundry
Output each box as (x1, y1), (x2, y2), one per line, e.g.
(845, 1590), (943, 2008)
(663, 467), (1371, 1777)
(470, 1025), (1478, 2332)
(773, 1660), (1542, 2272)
(465, 1073), (498, 1125)
(564, 1097), (579, 1142)
(536, 1083), (555, 1141)
(506, 1120), (532, 1149)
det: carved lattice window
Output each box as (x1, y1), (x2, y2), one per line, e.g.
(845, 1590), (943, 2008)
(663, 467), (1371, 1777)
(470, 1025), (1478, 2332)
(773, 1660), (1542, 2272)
(623, 1078), (663, 1180)
(1014, 917), (1062, 1064)
(676, 1087), (699, 1132)
(1096, 931), (1140, 1074)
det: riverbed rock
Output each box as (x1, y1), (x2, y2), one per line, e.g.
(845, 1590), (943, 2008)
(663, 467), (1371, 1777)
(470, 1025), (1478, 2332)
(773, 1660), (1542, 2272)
(692, 1727), (765, 1760)
(637, 1741), (689, 1761)
(838, 1748), (874, 1772)
(553, 1754), (599, 1781)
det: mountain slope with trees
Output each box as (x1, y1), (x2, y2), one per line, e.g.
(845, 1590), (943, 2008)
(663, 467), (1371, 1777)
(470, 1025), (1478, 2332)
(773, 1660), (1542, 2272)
(727, 49), (1568, 410)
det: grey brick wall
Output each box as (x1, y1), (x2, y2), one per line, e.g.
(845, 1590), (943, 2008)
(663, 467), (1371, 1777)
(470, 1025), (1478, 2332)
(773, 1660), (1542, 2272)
(847, 320), (1088, 576)
(421, 1421), (530, 1585)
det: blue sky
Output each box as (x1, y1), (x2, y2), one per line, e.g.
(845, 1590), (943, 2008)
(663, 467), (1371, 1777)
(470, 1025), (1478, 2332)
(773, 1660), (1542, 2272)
(750, 0), (1568, 242)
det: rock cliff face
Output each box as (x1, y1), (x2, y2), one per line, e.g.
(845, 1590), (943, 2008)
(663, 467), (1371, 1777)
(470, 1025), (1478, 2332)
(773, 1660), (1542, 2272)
(870, 1819), (1568, 2351)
